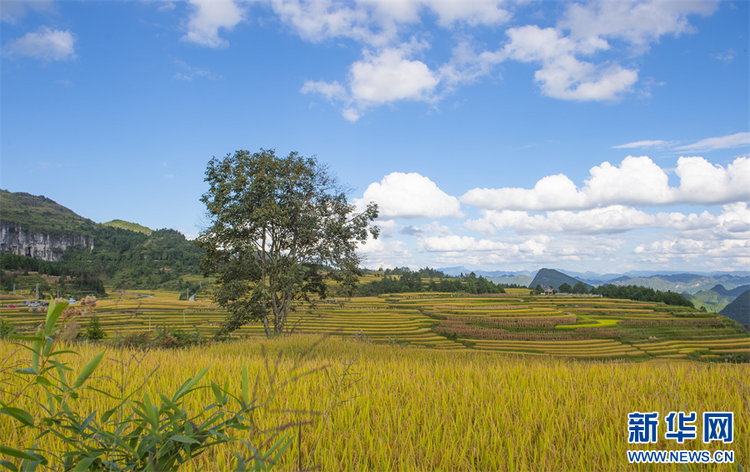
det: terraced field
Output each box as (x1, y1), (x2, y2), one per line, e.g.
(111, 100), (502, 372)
(1, 290), (747, 360)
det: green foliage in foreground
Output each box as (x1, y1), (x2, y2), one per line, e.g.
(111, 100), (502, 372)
(0, 299), (292, 471)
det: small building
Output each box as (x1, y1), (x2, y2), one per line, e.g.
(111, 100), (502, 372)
(543, 286), (554, 296)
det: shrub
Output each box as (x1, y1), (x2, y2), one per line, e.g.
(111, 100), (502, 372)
(84, 315), (106, 341)
(0, 318), (14, 339)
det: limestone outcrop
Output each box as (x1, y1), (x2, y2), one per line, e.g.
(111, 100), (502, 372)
(0, 222), (93, 261)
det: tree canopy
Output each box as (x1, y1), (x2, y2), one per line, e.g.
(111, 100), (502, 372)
(197, 149), (379, 337)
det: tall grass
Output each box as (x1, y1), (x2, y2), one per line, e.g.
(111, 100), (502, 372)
(1, 335), (746, 471)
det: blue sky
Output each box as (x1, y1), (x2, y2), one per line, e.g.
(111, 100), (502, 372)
(1, 0), (748, 274)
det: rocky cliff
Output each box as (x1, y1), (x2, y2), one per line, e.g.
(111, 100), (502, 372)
(0, 222), (94, 262)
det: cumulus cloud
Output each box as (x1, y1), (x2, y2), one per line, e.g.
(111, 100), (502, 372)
(355, 172), (462, 219)
(1, 0), (55, 23)
(4, 27), (75, 61)
(303, 46), (440, 121)
(350, 48), (439, 105)
(560, 0), (718, 50)
(418, 235), (510, 252)
(356, 233), (412, 269)
(462, 156), (750, 211)
(502, 25), (638, 102)
(674, 132), (750, 153)
(466, 205), (720, 235)
(633, 238), (749, 265)
(612, 139), (675, 149)
(181, 0), (244, 48)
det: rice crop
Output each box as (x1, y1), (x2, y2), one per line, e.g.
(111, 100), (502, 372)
(1, 336), (746, 471)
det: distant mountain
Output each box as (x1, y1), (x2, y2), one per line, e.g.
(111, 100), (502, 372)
(719, 290), (750, 329)
(608, 274), (750, 294)
(685, 284), (749, 313)
(103, 219), (153, 235)
(712, 284), (750, 298)
(486, 275), (533, 286)
(437, 266), (536, 279)
(528, 268), (588, 290)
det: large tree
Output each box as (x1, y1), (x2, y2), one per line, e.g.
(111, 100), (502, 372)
(197, 149), (379, 337)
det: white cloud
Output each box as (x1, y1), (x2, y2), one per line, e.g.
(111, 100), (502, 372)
(349, 47), (439, 105)
(466, 205), (719, 235)
(304, 46), (440, 120)
(612, 139), (675, 149)
(181, 0), (244, 48)
(633, 238), (749, 265)
(355, 172), (462, 219)
(559, 0), (718, 50)
(300, 80), (347, 101)
(673, 132), (750, 153)
(1, 0), (55, 23)
(356, 234), (412, 268)
(714, 48), (735, 63)
(462, 156), (750, 211)
(502, 25), (638, 102)
(4, 27), (75, 61)
(270, 0), (379, 44)
(673, 156), (750, 204)
(418, 235), (510, 252)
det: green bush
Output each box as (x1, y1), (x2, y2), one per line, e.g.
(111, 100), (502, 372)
(83, 315), (106, 341)
(0, 318), (14, 339)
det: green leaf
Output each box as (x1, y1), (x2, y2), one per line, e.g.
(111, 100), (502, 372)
(142, 392), (158, 430)
(172, 366), (210, 402)
(232, 452), (247, 472)
(211, 381), (224, 405)
(34, 376), (52, 387)
(14, 368), (38, 376)
(42, 337), (54, 357)
(0, 445), (44, 462)
(0, 459), (19, 472)
(169, 435), (200, 444)
(0, 405), (34, 427)
(43, 298), (68, 337)
(8, 335), (45, 342)
(73, 352), (104, 389)
(71, 456), (98, 472)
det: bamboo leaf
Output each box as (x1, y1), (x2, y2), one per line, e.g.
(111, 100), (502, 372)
(169, 435), (200, 444)
(73, 352), (104, 389)
(71, 456), (98, 472)
(0, 459), (19, 472)
(0, 405), (34, 427)
(43, 299), (68, 337)
(0, 445), (44, 462)
(172, 366), (210, 402)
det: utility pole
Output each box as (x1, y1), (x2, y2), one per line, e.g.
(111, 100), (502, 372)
(36, 284), (40, 300)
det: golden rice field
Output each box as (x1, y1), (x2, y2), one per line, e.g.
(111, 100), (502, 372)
(1, 290), (748, 360)
(1, 335), (748, 471)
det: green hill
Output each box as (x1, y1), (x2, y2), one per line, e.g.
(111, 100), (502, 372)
(103, 219), (153, 235)
(528, 268), (587, 290)
(0, 189), (92, 236)
(1, 190), (204, 295)
(685, 285), (735, 313)
(720, 290), (750, 329)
